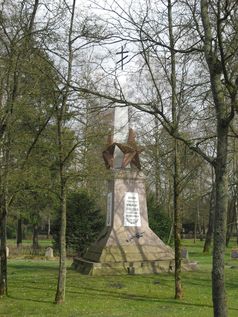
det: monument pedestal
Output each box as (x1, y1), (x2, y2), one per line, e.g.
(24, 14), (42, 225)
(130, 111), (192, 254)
(72, 170), (177, 275)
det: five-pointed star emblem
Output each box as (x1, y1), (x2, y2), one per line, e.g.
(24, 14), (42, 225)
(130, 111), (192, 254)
(102, 128), (142, 170)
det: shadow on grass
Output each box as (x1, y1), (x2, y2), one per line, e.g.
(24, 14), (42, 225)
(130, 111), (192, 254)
(66, 270), (238, 312)
(67, 285), (214, 309)
(7, 294), (54, 305)
(183, 273), (238, 290)
(70, 285), (238, 312)
(8, 263), (58, 271)
(6, 280), (238, 313)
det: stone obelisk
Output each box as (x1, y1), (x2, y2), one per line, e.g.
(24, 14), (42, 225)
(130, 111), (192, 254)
(72, 55), (175, 275)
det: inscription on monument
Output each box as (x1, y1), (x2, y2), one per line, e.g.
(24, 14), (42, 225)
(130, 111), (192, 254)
(106, 192), (112, 226)
(124, 192), (141, 227)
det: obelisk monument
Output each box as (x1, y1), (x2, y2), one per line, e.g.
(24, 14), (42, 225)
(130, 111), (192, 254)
(72, 50), (175, 275)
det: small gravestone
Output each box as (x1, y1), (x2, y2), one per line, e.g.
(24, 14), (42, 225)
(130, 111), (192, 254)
(181, 248), (189, 259)
(231, 249), (238, 259)
(45, 247), (54, 258)
(6, 246), (9, 258)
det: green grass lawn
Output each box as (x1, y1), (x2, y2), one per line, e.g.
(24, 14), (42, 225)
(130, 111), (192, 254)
(1, 239), (238, 317)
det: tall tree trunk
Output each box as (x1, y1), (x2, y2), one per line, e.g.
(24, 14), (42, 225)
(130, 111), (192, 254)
(0, 140), (9, 296)
(212, 125), (229, 317)
(32, 223), (39, 253)
(200, 1), (235, 314)
(226, 197), (236, 247)
(47, 216), (51, 239)
(55, 181), (67, 304)
(234, 193), (238, 245)
(194, 206), (197, 243)
(0, 197), (7, 296)
(54, 0), (75, 304)
(17, 218), (23, 248)
(173, 140), (182, 299)
(168, 0), (182, 299)
(167, 221), (174, 245)
(154, 118), (160, 204)
(203, 185), (215, 253)
(235, 200), (238, 245)
(0, 151), (9, 297)
(54, 100), (67, 304)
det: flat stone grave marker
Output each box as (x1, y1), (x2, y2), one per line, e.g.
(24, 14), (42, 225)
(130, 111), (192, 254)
(45, 247), (54, 258)
(6, 246), (9, 258)
(181, 248), (189, 259)
(231, 249), (238, 259)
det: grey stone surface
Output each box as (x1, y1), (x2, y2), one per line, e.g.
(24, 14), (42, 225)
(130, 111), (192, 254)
(45, 247), (54, 258)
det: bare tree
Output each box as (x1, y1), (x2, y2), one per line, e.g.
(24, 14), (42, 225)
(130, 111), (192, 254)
(54, 0), (77, 304)
(168, 0), (183, 299)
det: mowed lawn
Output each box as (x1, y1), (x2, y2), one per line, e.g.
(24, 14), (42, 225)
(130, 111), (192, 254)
(1, 240), (238, 317)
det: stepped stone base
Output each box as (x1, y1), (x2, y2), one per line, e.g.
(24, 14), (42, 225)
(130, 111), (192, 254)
(72, 227), (197, 275)
(72, 255), (196, 276)
(72, 170), (197, 275)
(72, 257), (174, 275)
